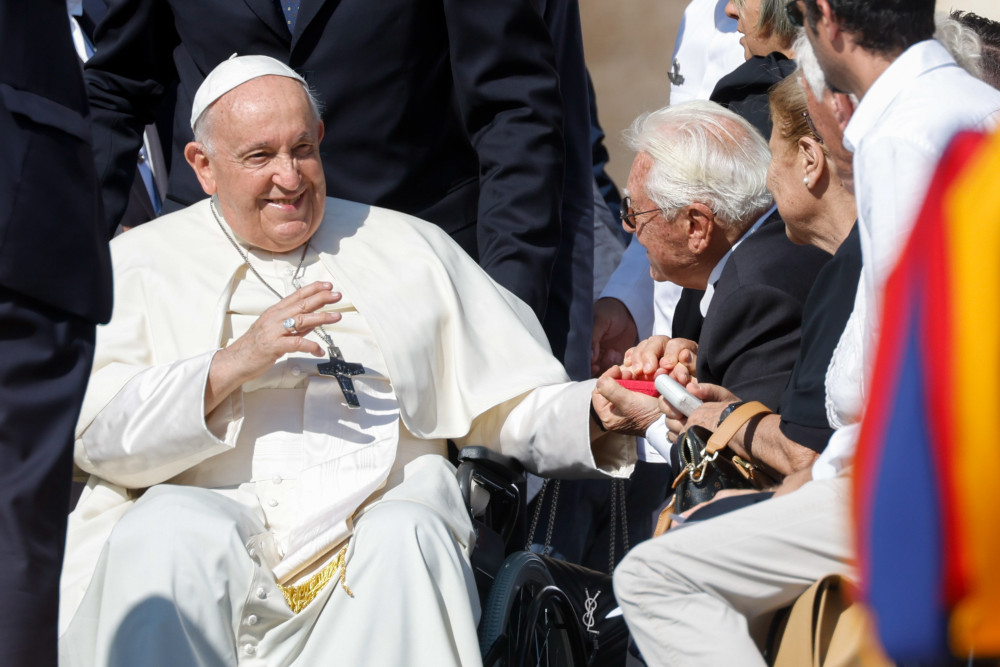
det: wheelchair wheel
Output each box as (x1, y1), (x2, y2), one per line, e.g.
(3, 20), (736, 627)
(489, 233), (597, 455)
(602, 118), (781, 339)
(479, 552), (589, 666)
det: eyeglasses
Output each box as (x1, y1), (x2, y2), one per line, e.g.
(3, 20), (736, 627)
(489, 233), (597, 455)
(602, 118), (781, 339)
(785, 0), (805, 27)
(619, 195), (662, 232)
(802, 110), (824, 145)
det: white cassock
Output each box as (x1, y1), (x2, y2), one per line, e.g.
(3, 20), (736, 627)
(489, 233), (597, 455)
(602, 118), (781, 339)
(59, 198), (635, 666)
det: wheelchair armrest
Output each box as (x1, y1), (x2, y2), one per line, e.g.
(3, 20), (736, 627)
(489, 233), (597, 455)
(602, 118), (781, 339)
(457, 446), (525, 485)
(456, 446), (525, 550)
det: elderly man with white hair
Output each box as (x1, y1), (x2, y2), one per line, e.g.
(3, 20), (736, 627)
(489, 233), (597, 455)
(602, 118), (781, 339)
(57, 55), (635, 666)
(595, 101), (828, 442)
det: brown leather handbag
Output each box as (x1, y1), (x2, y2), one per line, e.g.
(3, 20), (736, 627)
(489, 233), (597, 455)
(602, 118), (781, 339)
(767, 575), (894, 667)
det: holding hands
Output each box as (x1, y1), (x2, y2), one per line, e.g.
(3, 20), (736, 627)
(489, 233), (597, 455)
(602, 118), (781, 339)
(592, 335), (699, 436)
(621, 335), (697, 383)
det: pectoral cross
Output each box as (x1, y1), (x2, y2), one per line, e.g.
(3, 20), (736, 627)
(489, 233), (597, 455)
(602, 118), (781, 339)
(317, 344), (366, 408)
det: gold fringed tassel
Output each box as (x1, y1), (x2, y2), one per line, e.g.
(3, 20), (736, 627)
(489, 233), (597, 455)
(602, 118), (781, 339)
(278, 545), (354, 613)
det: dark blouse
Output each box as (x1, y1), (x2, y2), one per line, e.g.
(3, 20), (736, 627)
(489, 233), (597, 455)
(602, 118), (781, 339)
(778, 222), (862, 453)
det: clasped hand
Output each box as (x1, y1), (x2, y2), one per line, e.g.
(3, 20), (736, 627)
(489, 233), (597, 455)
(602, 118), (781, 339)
(591, 336), (699, 435)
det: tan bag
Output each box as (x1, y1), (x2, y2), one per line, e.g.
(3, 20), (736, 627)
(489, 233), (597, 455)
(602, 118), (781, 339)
(768, 575), (894, 667)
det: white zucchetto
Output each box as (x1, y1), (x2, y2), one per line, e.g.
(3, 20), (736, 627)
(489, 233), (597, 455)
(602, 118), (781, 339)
(190, 54), (308, 130)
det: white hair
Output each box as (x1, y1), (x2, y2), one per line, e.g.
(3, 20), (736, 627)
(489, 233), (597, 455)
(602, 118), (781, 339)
(794, 32), (827, 99)
(193, 82), (324, 155)
(624, 100), (774, 232)
(934, 12), (983, 78)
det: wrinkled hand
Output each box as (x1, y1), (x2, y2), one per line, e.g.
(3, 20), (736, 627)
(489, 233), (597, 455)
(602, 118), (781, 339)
(592, 365), (662, 436)
(207, 281), (342, 412)
(622, 336), (698, 382)
(660, 382), (740, 443)
(591, 298), (638, 377)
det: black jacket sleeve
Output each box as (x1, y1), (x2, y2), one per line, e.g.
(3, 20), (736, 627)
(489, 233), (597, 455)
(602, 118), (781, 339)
(444, 0), (565, 318)
(83, 0), (179, 236)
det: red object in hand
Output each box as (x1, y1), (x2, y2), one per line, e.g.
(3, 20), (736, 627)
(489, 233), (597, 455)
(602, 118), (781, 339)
(615, 379), (659, 396)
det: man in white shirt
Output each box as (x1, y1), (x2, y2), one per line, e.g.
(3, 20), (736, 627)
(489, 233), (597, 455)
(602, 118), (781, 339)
(800, 0), (1000, 354)
(58, 55), (635, 666)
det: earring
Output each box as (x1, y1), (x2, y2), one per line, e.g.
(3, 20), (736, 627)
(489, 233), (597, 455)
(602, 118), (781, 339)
(803, 177), (811, 188)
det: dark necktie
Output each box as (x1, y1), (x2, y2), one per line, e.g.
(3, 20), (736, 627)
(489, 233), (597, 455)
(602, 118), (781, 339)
(280, 0), (300, 32)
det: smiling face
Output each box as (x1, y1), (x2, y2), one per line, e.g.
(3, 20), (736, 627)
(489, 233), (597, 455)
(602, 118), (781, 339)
(186, 75), (326, 252)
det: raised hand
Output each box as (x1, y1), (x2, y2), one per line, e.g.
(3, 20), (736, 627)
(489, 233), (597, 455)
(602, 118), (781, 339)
(205, 281), (342, 412)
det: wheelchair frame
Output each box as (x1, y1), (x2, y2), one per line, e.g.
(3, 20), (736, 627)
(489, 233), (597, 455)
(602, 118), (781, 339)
(457, 446), (594, 667)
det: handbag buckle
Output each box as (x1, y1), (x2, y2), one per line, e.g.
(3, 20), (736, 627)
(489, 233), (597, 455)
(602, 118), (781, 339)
(689, 456), (712, 483)
(731, 455), (755, 480)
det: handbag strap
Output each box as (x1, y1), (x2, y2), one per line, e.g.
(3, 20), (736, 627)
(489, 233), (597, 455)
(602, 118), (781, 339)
(706, 401), (771, 454)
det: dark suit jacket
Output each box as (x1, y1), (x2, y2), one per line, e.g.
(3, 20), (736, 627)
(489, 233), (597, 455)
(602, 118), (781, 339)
(84, 0), (565, 324)
(536, 0), (594, 379)
(696, 210), (830, 409)
(0, 0), (111, 323)
(78, 0), (160, 232)
(0, 4), (110, 663)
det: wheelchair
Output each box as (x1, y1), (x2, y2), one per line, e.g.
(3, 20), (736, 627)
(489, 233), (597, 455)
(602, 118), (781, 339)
(456, 446), (628, 667)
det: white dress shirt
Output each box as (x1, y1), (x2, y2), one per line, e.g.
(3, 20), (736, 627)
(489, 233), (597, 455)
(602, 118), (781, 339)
(844, 39), (1000, 357)
(812, 39), (1000, 480)
(811, 280), (866, 480)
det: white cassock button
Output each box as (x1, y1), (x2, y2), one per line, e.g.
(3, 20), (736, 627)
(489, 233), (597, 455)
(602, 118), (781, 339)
(244, 643), (257, 656)
(267, 499), (278, 507)
(246, 614), (259, 626)
(256, 587), (267, 600)
(290, 365), (302, 377)
(272, 475), (283, 485)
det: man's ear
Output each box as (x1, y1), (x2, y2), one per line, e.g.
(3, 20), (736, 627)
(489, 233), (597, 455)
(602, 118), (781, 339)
(829, 91), (855, 131)
(184, 141), (217, 196)
(814, 0), (840, 41)
(686, 203), (715, 254)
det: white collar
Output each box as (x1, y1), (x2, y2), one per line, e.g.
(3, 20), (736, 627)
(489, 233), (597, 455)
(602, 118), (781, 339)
(843, 39), (956, 153)
(699, 205), (775, 316)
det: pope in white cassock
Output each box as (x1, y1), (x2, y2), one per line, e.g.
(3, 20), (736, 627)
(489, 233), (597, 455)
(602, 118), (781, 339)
(58, 56), (636, 665)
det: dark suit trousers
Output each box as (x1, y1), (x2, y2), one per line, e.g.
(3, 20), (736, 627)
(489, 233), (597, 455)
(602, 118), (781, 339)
(0, 287), (95, 666)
